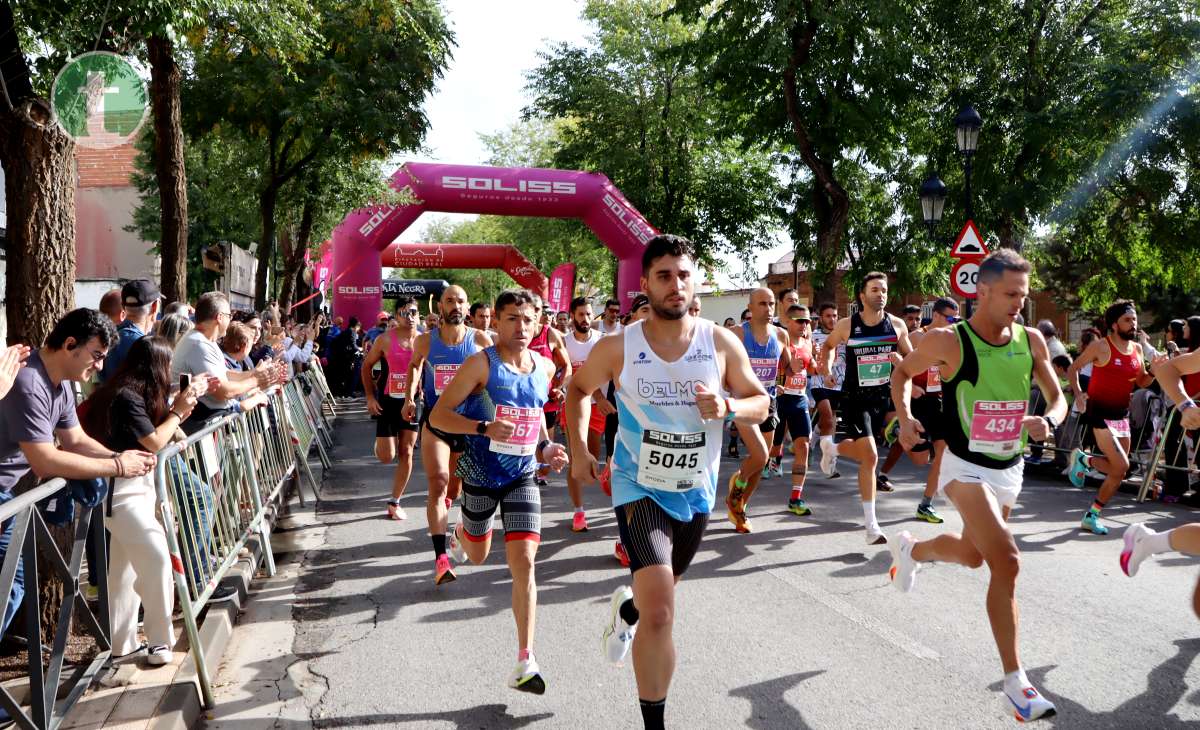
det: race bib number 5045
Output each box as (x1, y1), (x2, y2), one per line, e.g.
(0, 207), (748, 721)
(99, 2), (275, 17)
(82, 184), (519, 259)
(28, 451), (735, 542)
(637, 430), (705, 492)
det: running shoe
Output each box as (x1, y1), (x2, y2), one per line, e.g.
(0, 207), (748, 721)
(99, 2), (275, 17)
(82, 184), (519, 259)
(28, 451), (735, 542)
(818, 437), (838, 478)
(386, 500), (406, 521)
(1120, 523), (1156, 577)
(787, 498), (811, 516)
(599, 463), (612, 497)
(572, 511), (588, 533)
(915, 504), (944, 524)
(887, 530), (920, 593)
(883, 416), (901, 446)
(865, 525), (887, 545)
(535, 476), (548, 487)
(1067, 449), (1089, 488)
(614, 541), (630, 567)
(727, 440), (739, 458)
(145, 645), (172, 666)
(601, 586), (637, 664)
(1004, 684), (1057, 722)
(434, 554), (456, 585)
(449, 525), (467, 564)
(876, 473), (895, 493)
(1080, 511), (1109, 535)
(508, 655), (546, 695)
(725, 475), (751, 533)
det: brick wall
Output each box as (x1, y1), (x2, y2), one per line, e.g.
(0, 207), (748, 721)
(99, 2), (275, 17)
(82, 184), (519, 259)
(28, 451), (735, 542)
(75, 142), (137, 188)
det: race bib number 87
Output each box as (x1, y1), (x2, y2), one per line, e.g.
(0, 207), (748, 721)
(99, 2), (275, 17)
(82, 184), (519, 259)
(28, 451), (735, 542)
(637, 430), (705, 492)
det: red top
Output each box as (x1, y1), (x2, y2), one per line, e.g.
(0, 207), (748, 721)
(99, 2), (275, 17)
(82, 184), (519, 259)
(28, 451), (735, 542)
(1086, 337), (1142, 413)
(1184, 371), (1200, 398)
(781, 339), (813, 395)
(529, 326), (561, 413)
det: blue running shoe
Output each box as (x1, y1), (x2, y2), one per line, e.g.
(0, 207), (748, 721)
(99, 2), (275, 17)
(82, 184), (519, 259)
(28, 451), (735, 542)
(1080, 511), (1109, 535)
(1067, 449), (1089, 488)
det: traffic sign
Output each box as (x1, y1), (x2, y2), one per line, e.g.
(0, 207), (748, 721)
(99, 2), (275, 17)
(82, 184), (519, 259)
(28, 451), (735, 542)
(950, 259), (980, 299)
(951, 220), (987, 258)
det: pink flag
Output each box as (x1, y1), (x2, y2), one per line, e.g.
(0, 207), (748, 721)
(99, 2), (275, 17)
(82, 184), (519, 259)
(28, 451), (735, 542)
(547, 263), (576, 313)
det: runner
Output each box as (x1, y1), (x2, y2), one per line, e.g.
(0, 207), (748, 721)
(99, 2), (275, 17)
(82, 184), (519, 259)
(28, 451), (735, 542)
(563, 296), (605, 532)
(772, 304), (817, 515)
(887, 249), (1065, 721)
(564, 234), (768, 730)
(431, 289), (569, 694)
(470, 302), (493, 332)
(528, 294), (572, 486)
(901, 304), (922, 333)
(1067, 300), (1158, 535)
(765, 288), (803, 474)
(361, 298), (420, 520)
(595, 298), (624, 336)
(402, 285), (493, 585)
(817, 273), (912, 544)
(726, 287), (789, 533)
(876, 303), (930, 493)
(809, 302), (845, 478)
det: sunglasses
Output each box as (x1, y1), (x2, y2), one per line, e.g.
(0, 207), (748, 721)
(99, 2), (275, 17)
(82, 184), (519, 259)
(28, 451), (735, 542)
(789, 316), (811, 322)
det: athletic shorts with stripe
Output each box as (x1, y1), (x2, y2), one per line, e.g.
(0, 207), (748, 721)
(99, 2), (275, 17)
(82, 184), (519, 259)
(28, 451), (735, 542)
(614, 498), (709, 576)
(460, 475), (542, 543)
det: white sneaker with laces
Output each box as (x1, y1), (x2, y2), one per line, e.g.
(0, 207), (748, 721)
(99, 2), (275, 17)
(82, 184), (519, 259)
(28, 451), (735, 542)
(508, 654), (546, 694)
(449, 524), (467, 564)
(888, 530), (920, 592)
(1121, 523), (1156, 577)
(1003, 683), (1056, 722)
(819, 437), (837, 478)
(145, 645), (172, 666)
(865, 524), (887, 546)
(601, 586), (637, 664)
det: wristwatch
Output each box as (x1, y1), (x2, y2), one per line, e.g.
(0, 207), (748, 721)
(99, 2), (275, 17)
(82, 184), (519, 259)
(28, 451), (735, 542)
(476, 420), (490, 435)
(1042, 415), (1058, 432)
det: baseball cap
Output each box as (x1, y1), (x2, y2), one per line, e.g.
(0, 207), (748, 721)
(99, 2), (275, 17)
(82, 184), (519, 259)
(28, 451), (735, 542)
(376, 311), (389, 321)
(122, 279), (160, 307)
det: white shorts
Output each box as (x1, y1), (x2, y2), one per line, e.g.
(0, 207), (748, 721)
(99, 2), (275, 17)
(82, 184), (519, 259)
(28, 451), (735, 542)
(936, 448), (1024, 510)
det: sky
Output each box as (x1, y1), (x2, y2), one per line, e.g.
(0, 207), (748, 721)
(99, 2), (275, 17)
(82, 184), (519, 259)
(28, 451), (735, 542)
(398, 0), (791, 289)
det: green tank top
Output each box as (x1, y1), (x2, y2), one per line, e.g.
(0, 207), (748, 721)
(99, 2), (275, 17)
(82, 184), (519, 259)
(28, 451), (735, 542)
(943, 321), (1033, 469)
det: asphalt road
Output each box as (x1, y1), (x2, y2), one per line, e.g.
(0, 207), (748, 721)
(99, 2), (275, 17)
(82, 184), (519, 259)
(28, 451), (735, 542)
(209, 403), (1200, 729)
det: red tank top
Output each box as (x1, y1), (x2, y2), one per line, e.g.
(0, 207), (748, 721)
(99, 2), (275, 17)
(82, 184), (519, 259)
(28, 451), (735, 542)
(1085, 337), (1141, 413)
(529, 326), (560, 412)
(781, 339), (812, 395)
(1184, 371), (1200, 398)
(383, 333), (414, 398)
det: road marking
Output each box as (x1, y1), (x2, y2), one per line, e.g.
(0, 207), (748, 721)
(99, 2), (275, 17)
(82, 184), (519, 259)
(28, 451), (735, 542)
(759, 564), (942, 661)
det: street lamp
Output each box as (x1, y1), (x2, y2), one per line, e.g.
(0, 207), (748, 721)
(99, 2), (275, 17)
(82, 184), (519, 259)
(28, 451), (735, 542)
(919, 173), (947, 233)
(954, 105), (982, 219)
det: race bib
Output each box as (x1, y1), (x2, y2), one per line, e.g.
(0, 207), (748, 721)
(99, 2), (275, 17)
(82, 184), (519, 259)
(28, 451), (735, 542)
(1106, 418), (1131, 439)
(856, 353), (892, 387)
(749, 357), (779, 387)
(571, 360), (585, 372)
(783, 369), (808, 396)
(489, 405), (542, 456)
(433, 364), (460, 395)
(386, 371), (408, 397)
(968, 400), (1026, 455)
(925, 366), (942, 394)
(637, 430), (705, 492)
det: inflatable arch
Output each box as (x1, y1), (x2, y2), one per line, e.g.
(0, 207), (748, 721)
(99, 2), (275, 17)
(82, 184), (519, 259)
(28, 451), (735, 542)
(381, 242), (548, 296)
(332, 162), (657, 325)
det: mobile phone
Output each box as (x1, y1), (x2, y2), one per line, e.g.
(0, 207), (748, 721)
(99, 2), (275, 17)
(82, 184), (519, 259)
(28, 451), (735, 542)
(180, 373), (191, 392)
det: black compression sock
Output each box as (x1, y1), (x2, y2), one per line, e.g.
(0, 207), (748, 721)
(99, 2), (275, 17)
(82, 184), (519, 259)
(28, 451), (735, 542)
(619, 598), (640, 626)
(432, 534), (447, 557)
(639, 698), (665, 730)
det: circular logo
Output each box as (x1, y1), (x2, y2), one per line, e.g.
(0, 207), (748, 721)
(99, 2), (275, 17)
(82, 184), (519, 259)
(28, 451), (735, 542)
(51, 51), (149, 149)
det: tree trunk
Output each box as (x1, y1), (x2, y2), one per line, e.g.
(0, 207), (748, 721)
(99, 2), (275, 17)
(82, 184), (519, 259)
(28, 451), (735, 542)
(146, 35), (188, 303)
(0, 99), (77, 345)
(278, 196), (315, 314)
(256, 185), (278, 311)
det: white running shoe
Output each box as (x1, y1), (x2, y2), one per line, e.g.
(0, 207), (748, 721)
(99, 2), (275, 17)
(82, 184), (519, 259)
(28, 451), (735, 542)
(507, 654), (546, 695)
(449, 524), (467, 564)
(1003, 684), (1056, 722)
(145, 645), (172, 666)
(865, 525), (887, 545)
(819, 437), (837, 478)
(601, 586), (637, 664)
(1121, 523), (1156, 577)
(888, 530), (920, 593)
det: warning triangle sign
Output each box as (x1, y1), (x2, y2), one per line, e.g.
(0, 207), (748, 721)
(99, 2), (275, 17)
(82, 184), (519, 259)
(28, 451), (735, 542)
(951, 220), (988, 257)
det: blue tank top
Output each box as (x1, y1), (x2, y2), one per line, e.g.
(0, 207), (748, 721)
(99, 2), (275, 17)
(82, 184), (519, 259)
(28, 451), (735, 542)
(422, 327), (481, 407)
(742, 321), (782, 397)
(456, 347), (551, 489)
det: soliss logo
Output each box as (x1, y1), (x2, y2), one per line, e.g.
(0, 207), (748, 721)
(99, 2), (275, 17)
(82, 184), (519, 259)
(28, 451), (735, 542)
(441, 176), (577, 195)
(602, 193), (655, 244)
(358, 205), (397, 237)
(338, 286), (381, 295)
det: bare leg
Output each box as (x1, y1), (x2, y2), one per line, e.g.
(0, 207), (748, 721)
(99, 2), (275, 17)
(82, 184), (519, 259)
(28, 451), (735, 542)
(1169, 524), (1200, 554)
(741, 429), (773, 504)
(391, 430), (417, 500)
(837, 437), (879, 503)
(922, 442), (946, 500)
(1089, 428), (1131, 506)
(506, 539), (539, 652)
(630, 565), (676, 702)
(422, 426), (452, 544)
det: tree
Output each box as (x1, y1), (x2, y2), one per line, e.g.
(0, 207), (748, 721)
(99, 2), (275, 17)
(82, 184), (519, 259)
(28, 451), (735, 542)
(187, 0), (453, 309)
(524, 0), (780, 274)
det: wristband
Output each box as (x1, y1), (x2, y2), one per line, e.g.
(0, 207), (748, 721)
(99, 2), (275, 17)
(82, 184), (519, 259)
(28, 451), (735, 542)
(1181, 400), (1197, 413)
(536, 439), (553, 459)
(1042, 415), (1058, 432)
(113, 456), (125, 479)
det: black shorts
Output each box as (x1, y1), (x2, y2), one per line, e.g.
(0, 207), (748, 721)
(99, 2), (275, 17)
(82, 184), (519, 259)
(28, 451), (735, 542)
(461, 475), (542, 543)
(911, 395), (943, 443)
(777, 393), (812, 439)
(757, 395), (779, 433)
(838, 395), (893, 442)
(811, 387), (841, 408)
(614, 498), (709, 576)
(420, 409), (467, 454)
(544, 408), (560, 430)
(1082, 405), (1130, 431)
(376, 396), (419, 438)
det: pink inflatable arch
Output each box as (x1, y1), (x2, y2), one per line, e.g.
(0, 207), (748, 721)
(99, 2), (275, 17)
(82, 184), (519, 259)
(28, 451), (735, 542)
(332, 162), (657, 325)
(380, 242), (548, 295)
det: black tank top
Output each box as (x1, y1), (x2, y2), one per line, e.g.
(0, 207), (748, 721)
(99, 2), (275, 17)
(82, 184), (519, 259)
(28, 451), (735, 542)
(843, 311), (899, 398)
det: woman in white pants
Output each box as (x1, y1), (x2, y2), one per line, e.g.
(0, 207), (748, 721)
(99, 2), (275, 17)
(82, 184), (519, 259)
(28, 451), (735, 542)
(82, 337), (201, 665)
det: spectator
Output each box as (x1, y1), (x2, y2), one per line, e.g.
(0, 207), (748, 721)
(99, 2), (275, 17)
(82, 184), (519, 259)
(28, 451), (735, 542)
(1037, 320), (1069, 361)
(171, 292), (274, 434)
(155, 313), (194, 346)
(100, 279), (161, 383)
(329, 317), (362, 397)
(1166, 319), (1186, 356)
(222, 322), (256, 371)
(0, 309), (156, 638)
(723, 317), (736, 327)
(364, 312), (390, 345)
(281, 321), (317, 377)
(82, 337), (198, 666)
(1186, 316), (1200, 354)
(161, 301), (191, 319)
(0, 345), (30, 402)
(99, 289), (126, 326)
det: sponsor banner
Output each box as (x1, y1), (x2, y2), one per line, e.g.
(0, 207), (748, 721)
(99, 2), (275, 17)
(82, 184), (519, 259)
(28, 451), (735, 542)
(381, 279), (449, 299)
(547, 263), (576, 313)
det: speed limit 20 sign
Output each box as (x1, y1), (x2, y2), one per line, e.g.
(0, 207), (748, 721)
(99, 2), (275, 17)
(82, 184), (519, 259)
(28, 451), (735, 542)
(950, 260), (980, 299)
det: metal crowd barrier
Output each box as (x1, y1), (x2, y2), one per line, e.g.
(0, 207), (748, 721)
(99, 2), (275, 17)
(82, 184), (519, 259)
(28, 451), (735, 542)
(1136, 403), (1200, 502)
(0, 478), (111, 729)
(153, 378), (331, 708)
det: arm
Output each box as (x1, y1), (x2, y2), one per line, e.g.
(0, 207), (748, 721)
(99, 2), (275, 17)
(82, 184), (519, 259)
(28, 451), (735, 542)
(23, 440), (154, 480)
(775, 327), (791, 374)
(1025, 327), (1067, 439)
(1066, 339), (1104, 406)
(893, 315), (914, 356)
(565, 336), (620, 474)
(890, 328), (955, 447)
(361, 335), (387, 415)
(401, 333), (430, 420)
(428, 352), (509, 438)
(712, 327), (769, 424)
(818, 319), (849, 377)
(548, 329), (572, 400)
(1133, 343), (1157, 388)
(1152, 349), (1200, 428)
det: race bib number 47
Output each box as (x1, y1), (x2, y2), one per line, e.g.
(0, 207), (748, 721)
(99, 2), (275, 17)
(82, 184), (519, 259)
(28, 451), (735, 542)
(856, 353), (891, 387)
(968, 400), (1026, 456)
(637, 430), (705, 492)
(489, 405), (542, 456)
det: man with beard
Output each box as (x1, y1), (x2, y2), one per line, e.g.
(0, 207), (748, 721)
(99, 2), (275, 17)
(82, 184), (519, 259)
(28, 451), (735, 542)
(565, 235), (768, 730)
(563, 297), (607, 533)
(402, 285), (493, 584)
(817, 273), (913, 545)
(1067, 300), (1159, 534)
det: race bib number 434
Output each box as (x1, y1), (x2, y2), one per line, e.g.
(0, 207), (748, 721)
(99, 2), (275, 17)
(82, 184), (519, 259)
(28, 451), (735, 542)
(489, 405), (542, 456)
(637, 430), (705, 492)
(968, 400), (1026, 456)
